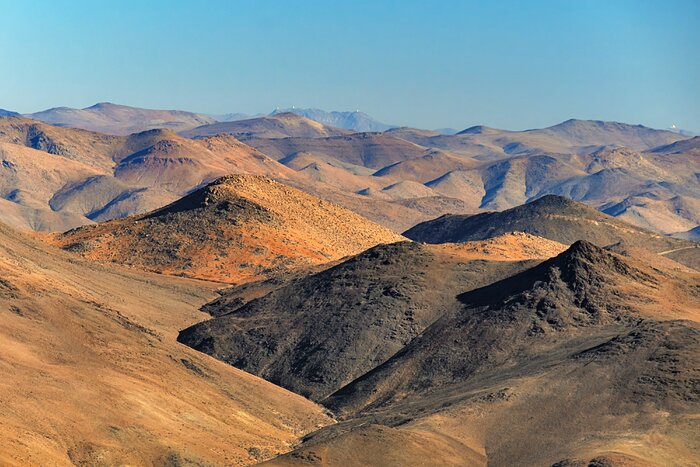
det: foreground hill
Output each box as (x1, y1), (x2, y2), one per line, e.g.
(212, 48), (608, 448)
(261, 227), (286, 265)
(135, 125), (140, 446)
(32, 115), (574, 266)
(178, 234), (567, 400)
(326, 241), (700, 411)
(404, 195), (700, 269)
(51, 175), (403, 283)
(183, 112), (350, 139)
(276, 242), (700, 466)
(0, 221), (330, 465)
(176, 233), (700, 465)
(25, 102), (215, 135)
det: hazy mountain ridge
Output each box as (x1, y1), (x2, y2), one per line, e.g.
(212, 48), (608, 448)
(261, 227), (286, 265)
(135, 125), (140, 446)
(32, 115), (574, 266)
(270, 107), (394, 132)
(183, 112), (351, 139)
(208, 107), (393, 133)
(25, 102), (216, 135)
(0, 116), (470, 233)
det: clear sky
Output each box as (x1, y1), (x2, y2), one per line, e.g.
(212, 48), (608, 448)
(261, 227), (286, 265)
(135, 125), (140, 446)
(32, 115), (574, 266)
(1, 0), (698, 131)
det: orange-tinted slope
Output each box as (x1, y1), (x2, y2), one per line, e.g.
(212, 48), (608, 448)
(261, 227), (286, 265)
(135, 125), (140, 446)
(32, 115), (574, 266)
(0, 221), (331, 466)
(51, 175), (404, 283)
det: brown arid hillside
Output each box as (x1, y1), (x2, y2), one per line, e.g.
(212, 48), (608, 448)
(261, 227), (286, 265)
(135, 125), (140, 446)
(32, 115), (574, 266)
(0, 221), (332, 466)
(26, 102), (216, 135)
(0, 117), (301, 231)
(50, 175), (404, 283)
(178, 234), (567, 401)
(111, 132), (294, 194)
(260, 241), (700, 466)
(371, 149), (479, 183)
(182, 112), (351, 139)
(649, 135), (700, 156)
(0, 142), (103, 230)
(0, 116), (125, 170)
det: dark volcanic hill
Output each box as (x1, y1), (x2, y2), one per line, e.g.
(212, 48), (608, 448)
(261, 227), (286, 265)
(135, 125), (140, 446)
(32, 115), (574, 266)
(324, 241), (700, 412)
(404, 195), (700, 269)
(276, 241), (700, 466)
(177, 236), (565, 400)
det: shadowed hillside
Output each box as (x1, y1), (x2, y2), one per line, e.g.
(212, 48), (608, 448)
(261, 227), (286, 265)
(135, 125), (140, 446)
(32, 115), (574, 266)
(404, 195), (700, 269)
(178, 238), (564, 400)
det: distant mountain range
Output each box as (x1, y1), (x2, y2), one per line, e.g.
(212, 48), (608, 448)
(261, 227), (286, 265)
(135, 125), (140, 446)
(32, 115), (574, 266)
(13, 102), (394, 134)
(269, 107), (394, 132)
(667, 125), (696, 136)
(23, 102), (215, 135)
(183, 112), (351, 139)
(212, 107), (395, 132)
(2, 104), (699, 237)
(433, 127), (459, 134)
(11, 101), (698, 138)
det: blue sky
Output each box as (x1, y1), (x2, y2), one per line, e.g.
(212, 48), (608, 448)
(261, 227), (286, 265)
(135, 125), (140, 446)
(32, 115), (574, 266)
(1, 0), (698, 131)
